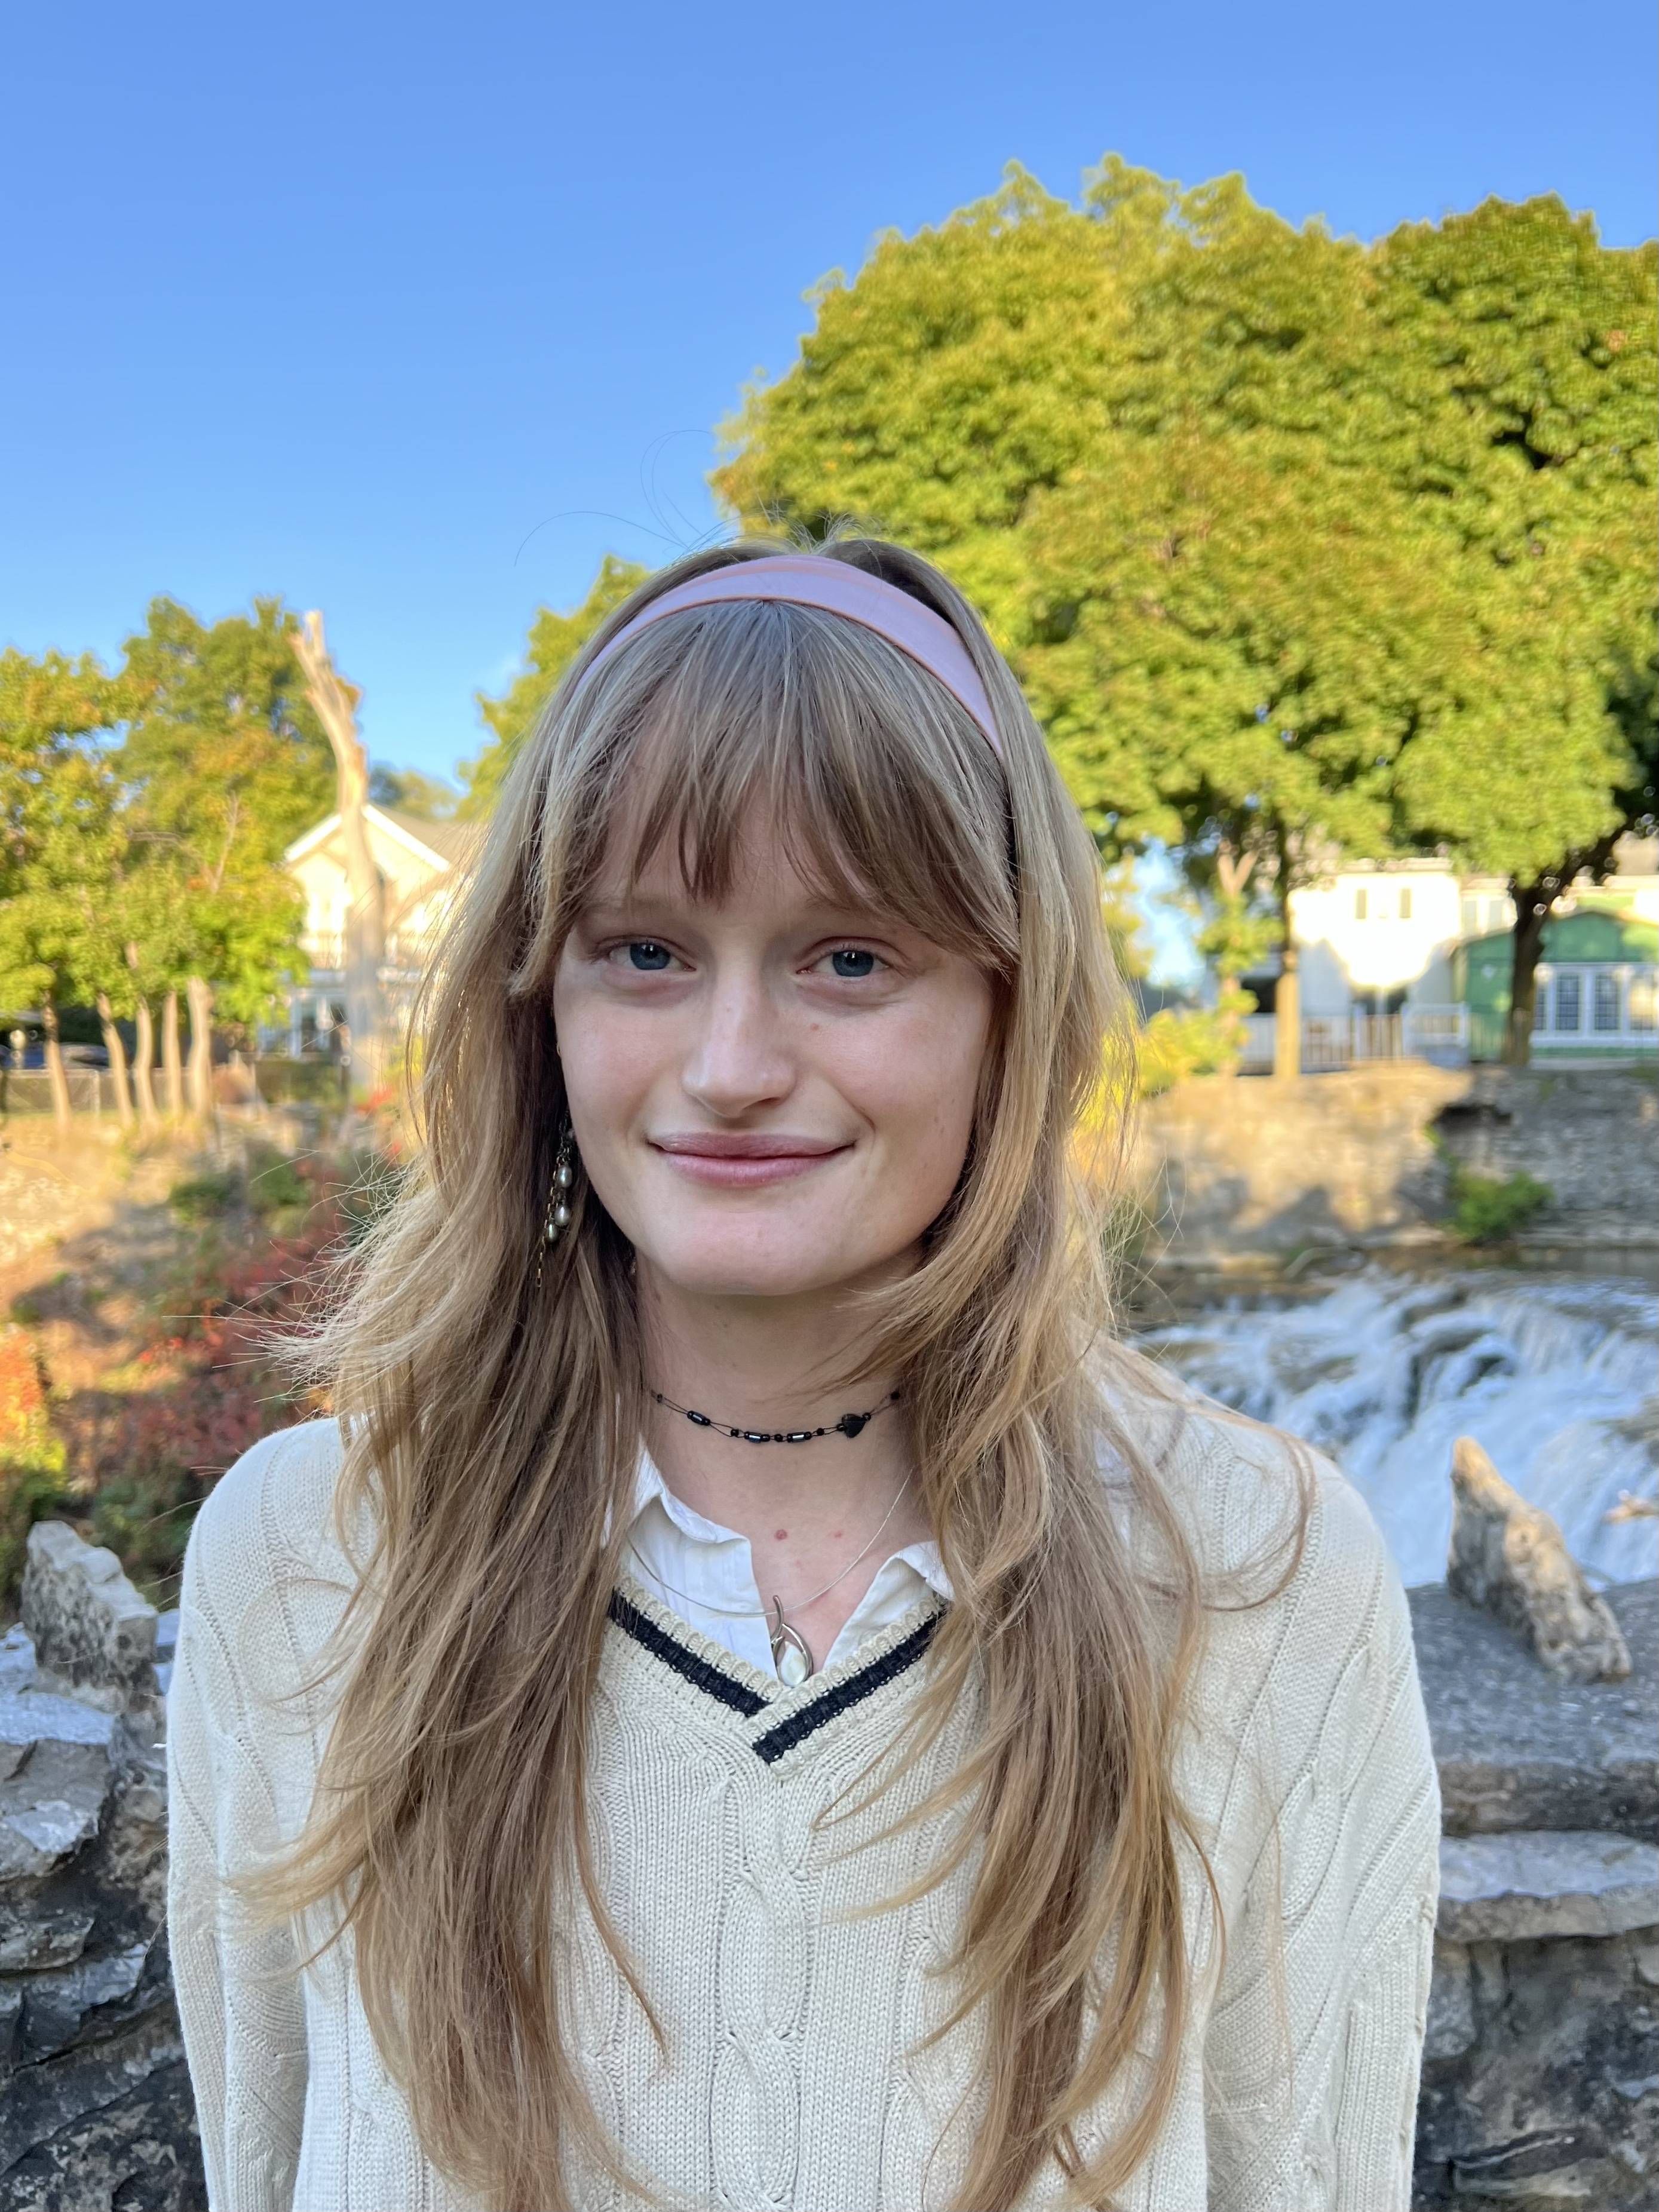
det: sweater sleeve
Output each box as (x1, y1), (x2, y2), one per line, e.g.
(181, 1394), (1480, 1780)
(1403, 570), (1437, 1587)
(167, 1440), (317, 2212)
(1201, 1472), (1441, 2212)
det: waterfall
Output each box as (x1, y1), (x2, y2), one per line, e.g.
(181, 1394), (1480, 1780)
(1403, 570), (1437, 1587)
(1137, 1268), (1658, 1588)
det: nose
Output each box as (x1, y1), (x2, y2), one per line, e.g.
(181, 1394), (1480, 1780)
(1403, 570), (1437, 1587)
(680, 962), (796, 1118)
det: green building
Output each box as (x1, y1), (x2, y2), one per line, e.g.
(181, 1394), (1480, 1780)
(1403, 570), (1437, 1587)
(1455, 907), (1659, 1061)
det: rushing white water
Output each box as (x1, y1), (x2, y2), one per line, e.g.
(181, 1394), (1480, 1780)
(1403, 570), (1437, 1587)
(1137, 1267), (1659, 1589)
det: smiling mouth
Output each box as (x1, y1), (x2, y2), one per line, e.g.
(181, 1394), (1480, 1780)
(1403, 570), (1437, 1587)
(649, 1134), (850, 1187)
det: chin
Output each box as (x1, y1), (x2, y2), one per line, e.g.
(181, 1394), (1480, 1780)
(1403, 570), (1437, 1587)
(642, 1232), (872, 1303)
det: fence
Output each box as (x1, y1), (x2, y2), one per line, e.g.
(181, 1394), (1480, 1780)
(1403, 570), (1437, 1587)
(0, 1069), (129, 1118)
(1234, 1006), (1471, 1075)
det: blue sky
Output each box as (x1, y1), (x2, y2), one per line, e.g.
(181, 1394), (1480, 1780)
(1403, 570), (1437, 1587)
(4, 0), (1655, 797)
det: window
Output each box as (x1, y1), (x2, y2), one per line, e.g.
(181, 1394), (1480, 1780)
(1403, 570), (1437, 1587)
(1553, 974), (1582, 1032)
(1399, 888), (1413, 921)
(1630, 977), (1657, 1032)
(1488, 898), (1508, 931)
(1594, 974), (1621, 1032)
(1354, 888), (1368, 921)
(1532, 981), (1550, 1033)
(1462, 898), (1479, 937)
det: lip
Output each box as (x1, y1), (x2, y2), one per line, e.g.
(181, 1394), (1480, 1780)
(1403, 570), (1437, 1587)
(649, 1132), (851, 1188)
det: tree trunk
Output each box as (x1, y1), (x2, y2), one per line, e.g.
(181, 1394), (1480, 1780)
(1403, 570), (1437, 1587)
(185, 975), (215, 1119)
(41, 1001), (72, 1134)
(95, 993), (135, 1133)
(1213, 842), (1258, 1080)
(1503, 885), (1552, 1067)
(293, 612), (386, 1099)
(1271, 847), (1300, 1081)
(132, 998), (160, 1130)
(162, 990), (185, 1118)
(1272, 950), (1301, 1081)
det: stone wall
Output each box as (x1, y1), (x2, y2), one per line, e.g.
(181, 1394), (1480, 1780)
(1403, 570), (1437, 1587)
(2, 1523), (1654, 2210)
(1137, 1061), (1659, 1263)
(1410, 1579), (1658, 2208)
(1, 1530), (200, 2211)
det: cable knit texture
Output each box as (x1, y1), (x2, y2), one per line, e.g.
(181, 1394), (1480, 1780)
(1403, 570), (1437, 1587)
(167, 1398), (1440, 2210)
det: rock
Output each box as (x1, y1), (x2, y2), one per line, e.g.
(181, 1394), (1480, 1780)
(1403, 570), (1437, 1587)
(0, 1909), (94, 1972)
(0, 2012), (203, 2211)
(21, 1523), (158, 1714)
(1416, 1928), (1658, 2210)
(1424, 1941), (1476, 2062)
(1410, 1580), (1656, 1835)
(0, 1609), (203, 2211)
(1447, 1435), (1632, 1683)
(0, 1679), (118, 1882)
(16, 1942), (151, 2063)
(1439, 1831), (1659, 1944)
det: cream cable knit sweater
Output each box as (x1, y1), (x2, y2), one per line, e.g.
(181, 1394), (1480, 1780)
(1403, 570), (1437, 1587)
(167, 1398), (1439, 2211)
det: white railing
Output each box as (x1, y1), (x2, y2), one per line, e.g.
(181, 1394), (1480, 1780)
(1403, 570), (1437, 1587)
(1232, 1006), (1471, 1073)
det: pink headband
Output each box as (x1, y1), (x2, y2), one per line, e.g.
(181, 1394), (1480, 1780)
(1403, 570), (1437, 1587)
(580, 554), (1002, 757)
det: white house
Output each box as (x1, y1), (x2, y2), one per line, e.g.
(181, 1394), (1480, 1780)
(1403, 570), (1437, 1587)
(281, 806), (480, 1052)
(1240, 837), (1659, 1068)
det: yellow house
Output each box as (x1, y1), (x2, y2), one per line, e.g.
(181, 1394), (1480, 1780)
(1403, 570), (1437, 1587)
(281, 806), (480, 1052)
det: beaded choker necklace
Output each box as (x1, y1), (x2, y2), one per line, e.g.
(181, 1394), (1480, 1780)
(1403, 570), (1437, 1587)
(648, 1387), (900, 1446)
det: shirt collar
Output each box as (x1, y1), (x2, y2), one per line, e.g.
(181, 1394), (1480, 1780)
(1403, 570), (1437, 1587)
(630, 1450), (953, 1601)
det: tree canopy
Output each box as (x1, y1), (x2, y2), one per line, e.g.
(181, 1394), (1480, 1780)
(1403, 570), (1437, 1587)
(114, 596), (336, 1029)
(716, 158), (1658, 1060)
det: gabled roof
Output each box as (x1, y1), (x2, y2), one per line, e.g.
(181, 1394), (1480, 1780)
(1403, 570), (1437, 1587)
(285, 805), (482, 873)
(1464, 910), (1658, 967)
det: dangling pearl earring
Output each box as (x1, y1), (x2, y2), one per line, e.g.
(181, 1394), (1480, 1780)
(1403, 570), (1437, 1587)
(535, 1125), (578, 1284)
(544, 1125), (576, 1243)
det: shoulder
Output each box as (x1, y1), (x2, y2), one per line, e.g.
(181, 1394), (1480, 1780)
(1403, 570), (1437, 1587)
(180, 1419), (357, 1688)
(1108, 1354), (1396, 1625)
(1106, 1361), (1425, 1778)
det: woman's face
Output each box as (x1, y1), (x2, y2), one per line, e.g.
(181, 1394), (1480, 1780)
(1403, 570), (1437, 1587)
(551, 809), (994, 1305)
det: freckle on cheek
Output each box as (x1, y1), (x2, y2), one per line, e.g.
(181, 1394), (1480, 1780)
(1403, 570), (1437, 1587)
(774, 1528), (788, 1541)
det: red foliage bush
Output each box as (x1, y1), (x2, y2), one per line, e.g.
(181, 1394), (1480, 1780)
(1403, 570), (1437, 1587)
(60, 1152), (374, 1597)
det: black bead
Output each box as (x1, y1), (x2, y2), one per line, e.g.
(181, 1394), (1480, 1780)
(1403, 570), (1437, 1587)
(686, 1410), (712, 1427)
(838, 1412), (870, 1438)
(786, 1431), (811, 1443)
(743, 1431), (769, 1444)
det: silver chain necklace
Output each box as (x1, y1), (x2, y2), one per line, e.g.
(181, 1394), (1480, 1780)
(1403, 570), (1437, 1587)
(626, 1471), (913, 1686)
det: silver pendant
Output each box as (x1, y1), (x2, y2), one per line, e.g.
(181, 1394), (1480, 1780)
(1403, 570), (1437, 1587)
(769, 1598), (813, 1686)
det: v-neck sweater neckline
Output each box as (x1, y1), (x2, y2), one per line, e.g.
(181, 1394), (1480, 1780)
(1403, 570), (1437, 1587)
(605, 1569), (947, 1767)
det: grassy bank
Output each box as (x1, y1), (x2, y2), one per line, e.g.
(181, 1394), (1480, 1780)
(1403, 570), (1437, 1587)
(0, 1115), (404, 1610)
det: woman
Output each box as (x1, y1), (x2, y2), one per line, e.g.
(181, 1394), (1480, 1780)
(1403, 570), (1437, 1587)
(168, 539), (1440, 2211)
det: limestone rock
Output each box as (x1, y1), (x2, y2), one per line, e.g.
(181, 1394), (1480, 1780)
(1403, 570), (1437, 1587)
(1409, 1579), (1655, 1835)
(1447, 1435), (1632, 1683)
(21, 1523), (158, 1714)
(1438, 1830), (1659, 1944)
(0, 1599), (203, 2210)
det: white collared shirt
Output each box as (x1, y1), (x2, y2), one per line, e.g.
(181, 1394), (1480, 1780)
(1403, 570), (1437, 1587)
(624, 1451), (950, 1679)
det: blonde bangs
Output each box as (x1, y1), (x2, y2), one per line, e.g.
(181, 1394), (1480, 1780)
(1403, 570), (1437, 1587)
(511, 594), (1021, 1004)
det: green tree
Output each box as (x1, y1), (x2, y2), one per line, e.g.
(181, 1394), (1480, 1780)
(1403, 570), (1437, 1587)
(1020, 425), (1469, 1072)
(116, 597), (335, 1104)
(459, 555), (649, 817)
(1372, 198), (1659, 1059)
(0, 651), (124, 1130)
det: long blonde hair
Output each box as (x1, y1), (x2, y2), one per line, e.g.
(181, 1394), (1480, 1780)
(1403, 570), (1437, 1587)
(269, 537), (1216, 2208)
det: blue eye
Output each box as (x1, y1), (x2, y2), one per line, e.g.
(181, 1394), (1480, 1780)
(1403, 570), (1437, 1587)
(829, 948), (876, 978)
(627, 942), (672, 971)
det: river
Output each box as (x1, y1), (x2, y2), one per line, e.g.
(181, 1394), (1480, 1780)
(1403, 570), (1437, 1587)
(1135, 1261), (1658, 1589)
